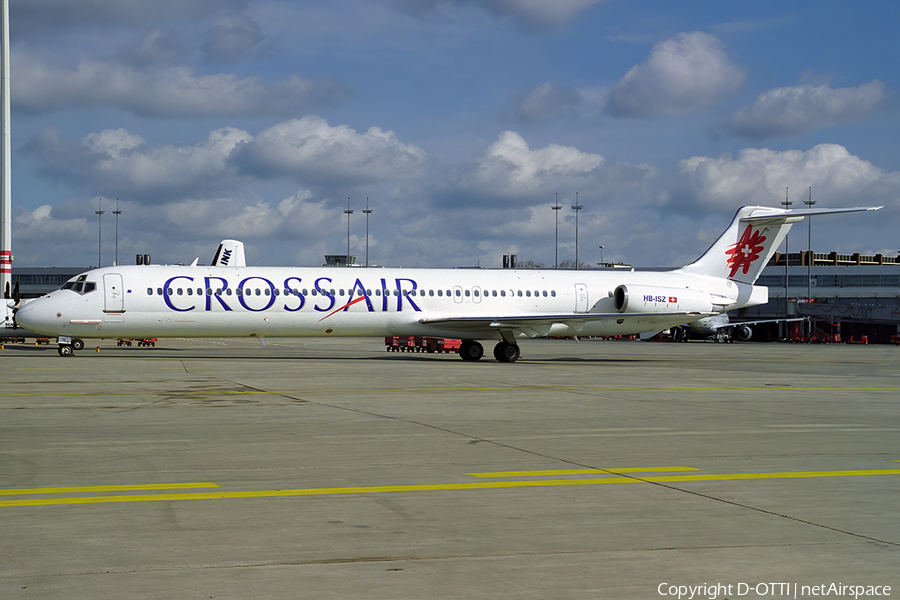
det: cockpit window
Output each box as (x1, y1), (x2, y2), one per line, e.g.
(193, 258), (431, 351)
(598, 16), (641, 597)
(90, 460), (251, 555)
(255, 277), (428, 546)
(63, 274), (97, 295)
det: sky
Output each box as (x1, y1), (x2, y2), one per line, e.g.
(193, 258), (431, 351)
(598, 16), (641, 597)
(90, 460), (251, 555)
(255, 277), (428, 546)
(6, 0), (900, 270)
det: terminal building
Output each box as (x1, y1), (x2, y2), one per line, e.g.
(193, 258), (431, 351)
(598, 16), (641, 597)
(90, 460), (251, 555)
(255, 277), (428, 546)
(734, 251), (900, 343)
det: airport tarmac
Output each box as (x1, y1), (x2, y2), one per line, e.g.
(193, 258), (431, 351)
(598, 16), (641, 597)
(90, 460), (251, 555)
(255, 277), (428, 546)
(1, 337), (898, 599)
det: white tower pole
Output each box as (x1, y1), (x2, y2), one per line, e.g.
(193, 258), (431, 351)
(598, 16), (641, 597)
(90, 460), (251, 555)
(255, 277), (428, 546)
(1, 0), (12, 301)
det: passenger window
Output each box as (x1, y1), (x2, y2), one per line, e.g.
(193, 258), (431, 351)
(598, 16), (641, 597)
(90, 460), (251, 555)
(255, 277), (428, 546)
(551, 290), (556, 297)
(147, 288), (153, 295)
(187, 288), (193, 296)
(517, 290), (522, 297)
(526, 290), (531, 297)
(501, 290), (506, 297)
(177, 288), (183, 295)
(465, 289), (470, 297)
(492, 290), (497, 297)
(542, 290), (547, 297)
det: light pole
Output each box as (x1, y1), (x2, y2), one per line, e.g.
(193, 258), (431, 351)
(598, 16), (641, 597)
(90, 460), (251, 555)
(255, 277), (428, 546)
(95, 198), (105, 267)
(113, 198), (122, 266)
(804, 187), (815, 299)
(362, 197), (373, 267)
(598, 245), (604, 267)
(343, 197), (353, 267)
(552, 193), (561, 269)
(571, 192), (582, 270)
(781, 187), (792, 319)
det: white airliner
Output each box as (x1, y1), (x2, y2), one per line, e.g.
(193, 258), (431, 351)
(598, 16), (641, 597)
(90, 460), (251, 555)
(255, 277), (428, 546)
(670, 314), (807, 342)
(14, 205), (879, 361)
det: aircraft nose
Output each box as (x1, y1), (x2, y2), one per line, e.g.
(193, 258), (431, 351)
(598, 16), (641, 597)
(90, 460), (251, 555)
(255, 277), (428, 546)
(15, 296), (61, 335)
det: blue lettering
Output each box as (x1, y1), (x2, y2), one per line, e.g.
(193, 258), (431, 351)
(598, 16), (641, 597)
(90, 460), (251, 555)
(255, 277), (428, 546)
(380, 278), (389, 312)
(314, 277), (335, 312)
(204, 276), (232, 311)
(283, 276), (305, 312)
(163, 276), (195, 312)
(220, 248), (232, 265)
(395, 278), (421, 312)
(238, 277), (276, 312)
(348, 278), (375, 312)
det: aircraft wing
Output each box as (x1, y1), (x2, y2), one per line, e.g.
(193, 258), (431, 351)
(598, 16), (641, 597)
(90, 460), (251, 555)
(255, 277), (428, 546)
(719, 317), (807, 331)
(419, 311), (712, 337)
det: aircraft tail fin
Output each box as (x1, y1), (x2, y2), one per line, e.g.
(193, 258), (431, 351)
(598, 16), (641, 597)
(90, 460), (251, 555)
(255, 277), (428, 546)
(677, 205), (881, 284)
(211, 239), (246, 267)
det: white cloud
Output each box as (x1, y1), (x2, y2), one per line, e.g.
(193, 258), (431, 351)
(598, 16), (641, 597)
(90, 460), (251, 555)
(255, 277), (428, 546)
(230, 115), (428, 186)
(12, 56), (350, 117)
(725, 80), (888, 140)
(678, 143), (900, 211)
(27, 127), (252, 201)
(449, 131), (606, 201)
(514, 82), (606, 122)
(399, 0), (605, 28)
(203, 14), (265, 61)
(606, 32), (744, 118)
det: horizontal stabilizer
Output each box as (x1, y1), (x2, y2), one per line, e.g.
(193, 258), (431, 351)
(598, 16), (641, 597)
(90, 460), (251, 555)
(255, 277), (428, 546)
(678, 205), (881, 285)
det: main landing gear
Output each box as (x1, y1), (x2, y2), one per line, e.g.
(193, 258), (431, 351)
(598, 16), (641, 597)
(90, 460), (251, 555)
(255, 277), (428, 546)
(57, 336), (85, 357)
(459, 340), (520, 363)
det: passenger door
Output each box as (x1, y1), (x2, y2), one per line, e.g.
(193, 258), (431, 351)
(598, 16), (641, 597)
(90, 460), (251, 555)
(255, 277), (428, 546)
(574, 283), (588, 313)
(104, 273), (125, 313)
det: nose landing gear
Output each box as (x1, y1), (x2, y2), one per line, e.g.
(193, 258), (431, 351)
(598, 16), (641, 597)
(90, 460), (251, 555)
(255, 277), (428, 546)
(57, 336), (85, 356)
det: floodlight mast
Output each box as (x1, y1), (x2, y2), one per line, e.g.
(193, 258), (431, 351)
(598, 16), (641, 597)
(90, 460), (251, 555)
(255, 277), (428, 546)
(344, 197), (354, 267)
(781, 187), (792, 317)
(571, 192), (582, 270)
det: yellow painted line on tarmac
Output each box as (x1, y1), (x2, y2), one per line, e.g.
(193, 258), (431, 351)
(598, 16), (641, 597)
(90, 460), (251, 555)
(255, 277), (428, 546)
(0, 482), (219, 496)
(2, 469), (899, 508)
(468, 466), (701, 477)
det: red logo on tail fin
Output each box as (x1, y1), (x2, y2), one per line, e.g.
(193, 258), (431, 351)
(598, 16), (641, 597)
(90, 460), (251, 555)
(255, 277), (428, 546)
(725, 224), (766, 278)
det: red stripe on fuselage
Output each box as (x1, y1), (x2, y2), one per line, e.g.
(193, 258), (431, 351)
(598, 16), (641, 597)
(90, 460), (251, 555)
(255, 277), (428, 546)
(318, 294), (368, 322)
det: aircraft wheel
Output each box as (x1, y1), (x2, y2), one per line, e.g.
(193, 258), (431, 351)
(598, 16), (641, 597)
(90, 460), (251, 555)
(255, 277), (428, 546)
(493, 341), (520, 363)
(459, 340), (484, 361)
(58, 345), (74, 357)
(72, 338), (85, 351)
